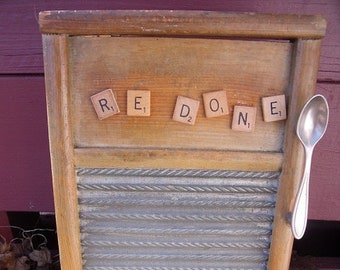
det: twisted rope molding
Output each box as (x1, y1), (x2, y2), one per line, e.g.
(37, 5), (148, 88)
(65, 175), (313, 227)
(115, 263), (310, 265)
(77, 168), (280, 179)
(83, 253), (267, 262)
(81, 240), (270, 249)
(84, 267), (261, 270)
(78, 197), (276, 208)
(80, 212), (273, 223)
(78, 183), (277, 194)
(80, 226), (272, 237)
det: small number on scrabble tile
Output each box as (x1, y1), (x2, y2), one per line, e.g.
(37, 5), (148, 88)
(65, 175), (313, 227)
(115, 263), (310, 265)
(232, 105), (257, 132)
(262, 94), (287, 122)
(173, 96), (200, 125)
(90, 89), (120, 120)
(203, 90), (229, 118)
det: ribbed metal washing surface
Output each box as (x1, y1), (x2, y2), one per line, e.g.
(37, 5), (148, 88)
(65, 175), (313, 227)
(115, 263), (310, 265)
(77, 168), (279, 270)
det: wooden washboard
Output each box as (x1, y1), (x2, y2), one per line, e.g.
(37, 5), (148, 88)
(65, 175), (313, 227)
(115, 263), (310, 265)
(39, 11), (326, 270)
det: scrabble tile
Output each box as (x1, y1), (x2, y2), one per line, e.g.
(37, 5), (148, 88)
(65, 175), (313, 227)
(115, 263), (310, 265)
(232, 105), (257, 132)
(173, 96), (200, 125)
(127, 90), (151, 116)
(202, 90), (229, 118)
(90, 89), (120, 120)
(262, 94), (287, 122)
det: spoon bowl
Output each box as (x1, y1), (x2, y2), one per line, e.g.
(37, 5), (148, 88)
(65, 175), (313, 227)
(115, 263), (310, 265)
(292, 94), (329, 239)
(297, 95), (329, 148)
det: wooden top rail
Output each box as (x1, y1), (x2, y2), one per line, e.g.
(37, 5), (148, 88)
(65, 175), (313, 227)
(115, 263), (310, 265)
(39, 10), (326, 38)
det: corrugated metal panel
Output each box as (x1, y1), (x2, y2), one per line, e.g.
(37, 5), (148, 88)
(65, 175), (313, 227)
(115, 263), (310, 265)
(77, 168), (279, 270)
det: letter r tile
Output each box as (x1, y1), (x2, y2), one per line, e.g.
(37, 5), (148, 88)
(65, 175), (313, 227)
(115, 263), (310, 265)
(173, 96), (200, 125)
(90, 89), (120, 120)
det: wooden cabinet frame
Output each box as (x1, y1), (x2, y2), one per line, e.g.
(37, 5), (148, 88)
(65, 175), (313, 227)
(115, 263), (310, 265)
(39, 11), (326, 270)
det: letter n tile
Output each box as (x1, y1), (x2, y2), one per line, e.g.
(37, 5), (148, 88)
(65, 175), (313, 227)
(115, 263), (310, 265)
(232, 105), (257, 132)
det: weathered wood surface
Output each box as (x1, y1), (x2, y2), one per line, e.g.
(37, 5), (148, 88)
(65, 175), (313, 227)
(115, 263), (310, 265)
(311, 83), (340, 221)
(0, 0), (339, 81)
(43, 34), (83, 269)
(69, 36), (291, 151)
(0, 1), (339, 223)
(0, 76), (53, 212)
(39, 10), (326, 38)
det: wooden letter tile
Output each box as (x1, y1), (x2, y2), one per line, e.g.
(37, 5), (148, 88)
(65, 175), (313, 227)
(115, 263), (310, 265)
(232, 105), (257, 132)
(90, 89), (120, 120)
(202, 90), (229, 118)
(173, 96), (200, 125)
(127, 90), (151, 116)
(262, 94), (287, 122)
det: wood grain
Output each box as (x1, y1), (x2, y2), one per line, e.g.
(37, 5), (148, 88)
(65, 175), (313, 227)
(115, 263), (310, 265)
(74, 148), (283, 171)
(0, 76), (53, 212)
(42, 34), (82, 269)
(39, 10), (326, 38)
(69, 36), (291, 151)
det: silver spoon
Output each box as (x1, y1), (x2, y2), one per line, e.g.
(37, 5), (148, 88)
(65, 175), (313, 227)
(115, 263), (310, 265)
(292, 94), (329, 239)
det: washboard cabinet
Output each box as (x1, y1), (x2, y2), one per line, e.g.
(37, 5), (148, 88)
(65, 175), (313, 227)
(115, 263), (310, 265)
(39, 11), (326, 270)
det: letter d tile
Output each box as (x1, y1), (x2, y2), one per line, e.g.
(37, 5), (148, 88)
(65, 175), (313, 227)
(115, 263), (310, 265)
(173, 96), (200, 125)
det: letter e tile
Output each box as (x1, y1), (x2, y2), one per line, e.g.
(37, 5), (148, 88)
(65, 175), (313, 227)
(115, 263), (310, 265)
(203, 90), (229, 118)
(262, 94), (287, 122)
(127, 90), (151, 116)
(173, 96), (200, 125)
(232, 106), (257, 132)
(90, 89), (120, 120)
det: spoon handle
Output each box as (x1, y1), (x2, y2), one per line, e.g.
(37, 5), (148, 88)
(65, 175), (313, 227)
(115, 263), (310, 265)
(291, 147), (312, 239)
